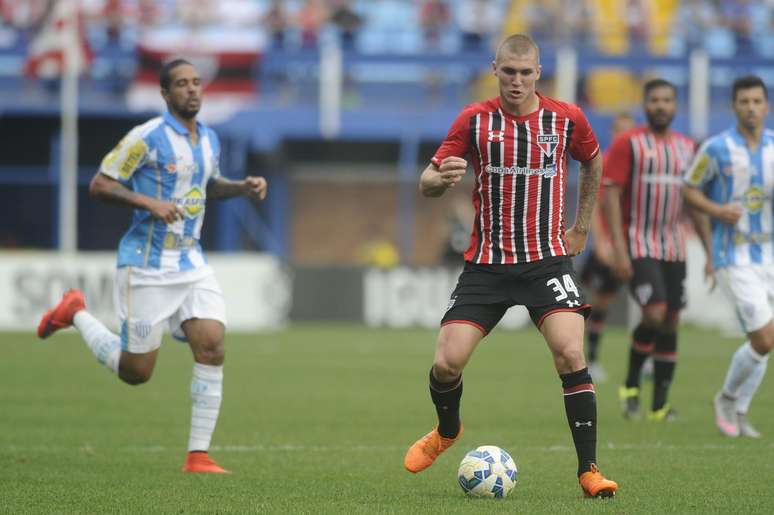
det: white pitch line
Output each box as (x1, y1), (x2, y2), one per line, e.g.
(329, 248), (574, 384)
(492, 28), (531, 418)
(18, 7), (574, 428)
(3, 442), (772, 454)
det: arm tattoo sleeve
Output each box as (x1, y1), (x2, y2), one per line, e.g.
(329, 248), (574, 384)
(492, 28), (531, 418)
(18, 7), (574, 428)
(575, 155), (603, 234)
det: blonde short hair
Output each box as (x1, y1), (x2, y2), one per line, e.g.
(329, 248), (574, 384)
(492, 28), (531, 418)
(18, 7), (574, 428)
(495, 34), (540, 64)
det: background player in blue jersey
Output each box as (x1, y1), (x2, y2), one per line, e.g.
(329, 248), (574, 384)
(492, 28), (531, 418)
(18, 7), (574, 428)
(36, 59), (268, 472)
(683, 75), (772, 438)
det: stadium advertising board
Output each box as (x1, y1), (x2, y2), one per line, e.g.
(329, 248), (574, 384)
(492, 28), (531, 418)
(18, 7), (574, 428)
(0, 253), (290, 331)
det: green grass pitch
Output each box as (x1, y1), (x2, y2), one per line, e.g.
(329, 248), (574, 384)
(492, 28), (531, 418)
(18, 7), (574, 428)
(1, 324), (772, 514)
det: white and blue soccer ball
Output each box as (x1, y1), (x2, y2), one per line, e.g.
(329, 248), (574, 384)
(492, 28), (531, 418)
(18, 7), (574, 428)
(457, 445), (518, 498)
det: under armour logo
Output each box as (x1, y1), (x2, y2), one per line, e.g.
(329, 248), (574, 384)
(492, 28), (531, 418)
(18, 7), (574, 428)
(566, 299), (580, 307)
(575, 421), (593, 427)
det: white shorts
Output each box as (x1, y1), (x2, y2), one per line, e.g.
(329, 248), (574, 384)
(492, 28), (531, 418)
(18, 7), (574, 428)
(115, 267), (227, 353)
(716, 265), (774, 333)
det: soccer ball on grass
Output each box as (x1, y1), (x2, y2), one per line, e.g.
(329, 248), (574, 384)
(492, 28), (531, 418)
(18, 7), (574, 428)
(457, 445), (518, 498)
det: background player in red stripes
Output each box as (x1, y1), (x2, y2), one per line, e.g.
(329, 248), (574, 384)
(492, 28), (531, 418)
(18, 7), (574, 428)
(580, 112), (636, 383)
(603, 79), (710, 421)
(403, 34), (618, 498)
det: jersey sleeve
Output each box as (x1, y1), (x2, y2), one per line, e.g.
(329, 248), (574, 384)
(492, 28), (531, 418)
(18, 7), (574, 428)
(567, 105), (600, 162)
(99, 127), (149, 183)
(683, 140), (718, 188)
(602, 133), (633, 188)
(431, 107), (473, 168)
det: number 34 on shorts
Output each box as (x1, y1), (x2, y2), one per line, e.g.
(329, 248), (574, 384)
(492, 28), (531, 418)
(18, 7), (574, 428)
(546, 273), (582, 307)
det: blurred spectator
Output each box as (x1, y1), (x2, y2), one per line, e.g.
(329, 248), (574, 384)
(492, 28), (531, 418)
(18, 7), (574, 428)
(750, 0), (774, 57)
(329, 0), (363, 50)
(524, 1), (559, 44)
(456, 0), (500, 52)
(557, 0), (594, 47)
(419, 0), (450, 51)
(624, 0), (649, 47)
(138, 0), (169, 28)
(0, 0), (49, 31)
(296, 0), (328, 49)
(262, 0), (289, 50)
(358, 0), (419, 54)
(672, 0), (721, 52)
(719, 0), (755, 54)
(176, 0), (218, 30)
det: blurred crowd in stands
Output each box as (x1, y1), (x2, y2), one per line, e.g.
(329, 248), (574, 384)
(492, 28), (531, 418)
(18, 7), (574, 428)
(2, 0), (773, 59)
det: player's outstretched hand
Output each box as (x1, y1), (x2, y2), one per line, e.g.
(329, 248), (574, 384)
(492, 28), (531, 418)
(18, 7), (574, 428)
(565, 226), (588, 256)
(148, 199), (184, 224)
(245, 176), (268, 201)
(438, 157), (467, 188)
(715, 203), (743, 225)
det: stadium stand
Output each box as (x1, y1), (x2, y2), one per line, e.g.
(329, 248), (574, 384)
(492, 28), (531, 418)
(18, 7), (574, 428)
(1, 0), (774, 264)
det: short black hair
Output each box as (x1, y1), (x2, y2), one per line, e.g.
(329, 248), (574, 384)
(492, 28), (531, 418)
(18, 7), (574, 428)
(643, 78), (677, 99)
(160, 58), (193, 90)
(732, 75), (768, 102)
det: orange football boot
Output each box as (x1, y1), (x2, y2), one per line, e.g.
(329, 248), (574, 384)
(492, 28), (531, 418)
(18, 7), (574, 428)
(579, 463), (618, 498)
(404, 424), (463, 473)
(37, 289), (86, 339)
(181, 452), (230, 474)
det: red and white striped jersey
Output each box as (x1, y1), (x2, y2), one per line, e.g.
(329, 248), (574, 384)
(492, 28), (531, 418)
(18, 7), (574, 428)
(432, 93), (600, 264)
(603, 127), (696, 261)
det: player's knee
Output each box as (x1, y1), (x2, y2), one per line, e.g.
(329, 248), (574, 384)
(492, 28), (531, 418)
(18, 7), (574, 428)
(193, 339), (225, 366)
(118, 365), (153, 385)
(554, 345), (585, 370)
(750, 325), (774, 354)
(642, 305), (667, 326)
(433, 357), (463, 381)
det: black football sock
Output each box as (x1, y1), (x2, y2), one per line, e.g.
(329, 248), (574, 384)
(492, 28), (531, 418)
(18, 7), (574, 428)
(652, 331), (677, 411)
(429, 368), (462, 438)
(625, 323), (657, 388)
(560, 368), (597, 476)
(586, 309), (607, 362)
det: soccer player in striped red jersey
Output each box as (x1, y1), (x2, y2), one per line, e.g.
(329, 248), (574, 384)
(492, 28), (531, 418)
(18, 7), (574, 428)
(602, 79), (705, 422)
(580, 112), (636, 383)
(403, 34), (618, 498)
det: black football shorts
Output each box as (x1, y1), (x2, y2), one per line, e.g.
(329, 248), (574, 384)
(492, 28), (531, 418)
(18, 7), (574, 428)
(579, 253), (621, 294)
(629, 258), (686, 311)
(441, 256), (591, 334)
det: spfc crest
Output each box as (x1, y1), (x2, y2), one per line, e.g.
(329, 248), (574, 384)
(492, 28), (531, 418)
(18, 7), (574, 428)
(537, 134), (559, 157)
(488, 130), (505, 143)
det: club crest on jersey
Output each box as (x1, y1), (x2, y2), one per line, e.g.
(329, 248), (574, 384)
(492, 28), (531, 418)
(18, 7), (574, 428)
(537, 134), (559, 157)
(488, 130), (505, 143)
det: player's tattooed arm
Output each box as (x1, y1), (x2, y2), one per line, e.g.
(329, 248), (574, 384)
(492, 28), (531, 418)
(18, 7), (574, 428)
(207, 176), (268, 201)
(573, 152), (603, 235)
(565, 152), (602, 255)
(89, 172), (183, 223)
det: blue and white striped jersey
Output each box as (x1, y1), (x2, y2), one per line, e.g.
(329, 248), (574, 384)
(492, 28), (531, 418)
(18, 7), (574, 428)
(683, 126), (774, 269)
(99, 111), (221, 274)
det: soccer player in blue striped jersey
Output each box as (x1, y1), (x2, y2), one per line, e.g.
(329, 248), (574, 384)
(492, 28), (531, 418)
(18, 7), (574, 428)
(683, 75), (773, 438)
(36, 59), (268, 472)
